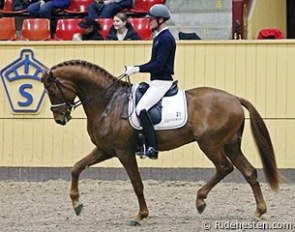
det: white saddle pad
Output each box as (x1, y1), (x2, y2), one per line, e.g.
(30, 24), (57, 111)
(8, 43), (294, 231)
(128, 84), (188, 130)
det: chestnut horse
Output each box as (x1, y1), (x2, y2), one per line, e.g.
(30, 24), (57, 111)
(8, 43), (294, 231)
(41, 60), (279, 225)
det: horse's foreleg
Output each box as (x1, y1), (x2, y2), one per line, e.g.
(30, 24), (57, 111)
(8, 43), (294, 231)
(117, 151), (149, 226)
(70, 147), (110, 215)
(227, 148), (267, 219)
(196, 147), (234, 214)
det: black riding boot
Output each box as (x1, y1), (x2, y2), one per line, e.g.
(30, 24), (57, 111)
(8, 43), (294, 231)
(138, 109), (158, 159)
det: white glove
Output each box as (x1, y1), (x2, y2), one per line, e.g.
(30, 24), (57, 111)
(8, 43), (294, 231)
(40, 0), (45, 7)
(124, 66), (140, 76)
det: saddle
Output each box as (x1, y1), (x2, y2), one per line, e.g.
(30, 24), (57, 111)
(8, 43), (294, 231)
(128, 82), (187, 131)
(135, 81), (179, 124)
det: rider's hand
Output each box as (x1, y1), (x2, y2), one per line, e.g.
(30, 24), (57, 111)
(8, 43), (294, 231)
(40, 0), (45, 6)
(124, 66), (140, 76)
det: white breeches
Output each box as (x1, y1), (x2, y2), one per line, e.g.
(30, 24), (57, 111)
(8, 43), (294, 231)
(136, 80), (173, 115)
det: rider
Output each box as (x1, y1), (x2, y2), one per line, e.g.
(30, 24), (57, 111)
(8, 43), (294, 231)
(124, 4), (176, 159)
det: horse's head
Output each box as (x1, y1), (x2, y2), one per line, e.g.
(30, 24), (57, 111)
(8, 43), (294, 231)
(41, 69), (77, 126)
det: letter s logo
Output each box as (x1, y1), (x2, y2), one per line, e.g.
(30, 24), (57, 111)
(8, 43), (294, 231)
(1, 49), (47, 113)
(18, 84), (33, 107)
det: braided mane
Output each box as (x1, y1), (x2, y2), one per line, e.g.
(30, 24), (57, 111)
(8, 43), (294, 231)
(50, 60), (130, 87)
(51, 60), (112, 78)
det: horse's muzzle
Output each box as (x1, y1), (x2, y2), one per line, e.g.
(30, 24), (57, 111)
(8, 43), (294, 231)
(55, 115), (72, 126)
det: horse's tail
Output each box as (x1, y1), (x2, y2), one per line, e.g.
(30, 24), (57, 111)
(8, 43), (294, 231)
(239, 98), (280, 192)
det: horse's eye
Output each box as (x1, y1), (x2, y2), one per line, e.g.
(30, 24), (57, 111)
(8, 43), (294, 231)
(48, 88), (57, 97)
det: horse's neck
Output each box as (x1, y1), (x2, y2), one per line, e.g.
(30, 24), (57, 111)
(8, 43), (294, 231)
(78, 72), (112, 91)
(53, 65), (129, 117)
(74, 73), (115, 110)
(63, 69), (128, 116)
(56, 66), (113, 92)
(81, 84), (129, 121)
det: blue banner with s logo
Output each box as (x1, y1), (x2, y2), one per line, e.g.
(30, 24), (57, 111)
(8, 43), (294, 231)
(0, 49), (47, 114)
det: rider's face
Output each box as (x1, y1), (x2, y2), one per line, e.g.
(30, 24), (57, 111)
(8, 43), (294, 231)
(148, 17), (158, 30)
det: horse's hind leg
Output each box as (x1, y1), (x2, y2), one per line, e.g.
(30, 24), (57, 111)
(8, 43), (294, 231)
(225, 142), (267, 219)
(70, 147), (111, 215)
(196, 146), (234, 214)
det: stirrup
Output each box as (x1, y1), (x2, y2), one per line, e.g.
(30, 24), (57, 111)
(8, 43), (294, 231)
(135, 146), (158, 160)
(136, 133), (147, 159)
(145, 147), (158, 160)
(135, 144), (147, 159)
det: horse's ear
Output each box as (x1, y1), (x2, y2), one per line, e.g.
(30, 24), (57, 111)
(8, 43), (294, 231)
(41, 69), (54, 83)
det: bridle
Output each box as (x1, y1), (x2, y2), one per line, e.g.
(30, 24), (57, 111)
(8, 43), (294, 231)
(47, 72), (130, 119)
(48, 77), (81, 117)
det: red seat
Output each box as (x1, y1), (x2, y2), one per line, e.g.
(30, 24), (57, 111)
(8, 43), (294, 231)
(97, 18), (114, 39)
(0, 17), (17, 40)
(0, 0), (27, 14)
(54, 18), (83, 40)
(64, 0), (93, 14)
(21, 18), (51, 41)
(128, 17), (152, 40)
(257, 29), (284, 39)
(130, 0), (165, 14)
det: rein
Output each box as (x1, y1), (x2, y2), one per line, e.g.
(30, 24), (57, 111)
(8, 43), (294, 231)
(50, 78), (81, 114)
(49, 72), (131, 116)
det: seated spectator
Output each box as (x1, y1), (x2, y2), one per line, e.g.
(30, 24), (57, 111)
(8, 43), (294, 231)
(106, 12), (141, 40)
(73, 16), (104, 41)
(13, 0), (30, 11)
(28, 0), (70, 35)
(88, 0), (132, 19)
(27, 0), (70, 19)
(0, 0), (4, 9)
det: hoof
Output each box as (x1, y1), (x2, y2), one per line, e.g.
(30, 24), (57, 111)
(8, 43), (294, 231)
(197, 202), (207, 214)
(74, 203), (83, 216)
(253, 212), (263, 221)
(127, 220), (141, 226)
